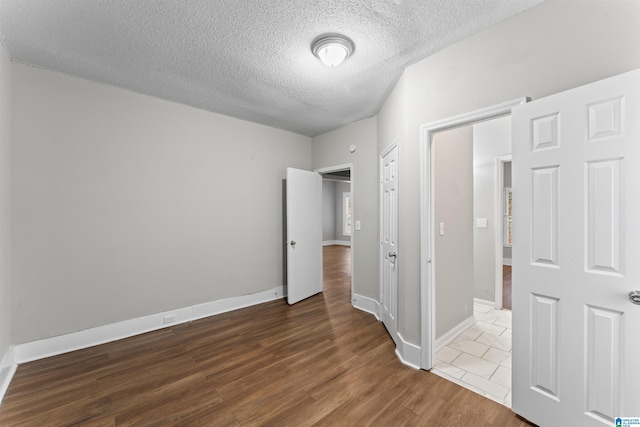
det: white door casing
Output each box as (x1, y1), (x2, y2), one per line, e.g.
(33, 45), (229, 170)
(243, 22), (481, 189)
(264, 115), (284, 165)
(419, 98), (528, 370)
(512, 69), (640, 426)
(286, 167), (323, 305)
(380, 143), (399, 343)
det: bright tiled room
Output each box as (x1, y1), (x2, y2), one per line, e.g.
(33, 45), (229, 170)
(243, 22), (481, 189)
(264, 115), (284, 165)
(432, 304), (512, 407)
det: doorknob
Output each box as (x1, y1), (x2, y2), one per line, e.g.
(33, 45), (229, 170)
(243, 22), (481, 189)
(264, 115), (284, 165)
(290, 241), (296, 248)
(630, 290), (640, 305)
(389, 251), (397, 258)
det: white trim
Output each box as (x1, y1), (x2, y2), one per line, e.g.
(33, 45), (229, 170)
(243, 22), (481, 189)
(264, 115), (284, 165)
(503, 258), (512, 266)
(495, 154), (512, 310)
(380, 139), (398, 158)
(13, 286), (284, 365)
(435, 315), (476, 351)
(0, 346), (17, 404)
(352, 293), (380, 320)
(420, 97), (529, 370)
(395, 332), (421, 369)
(315, 164), (352, 175)
(322, 240), (351, 246)
(474, 298), (495, 308)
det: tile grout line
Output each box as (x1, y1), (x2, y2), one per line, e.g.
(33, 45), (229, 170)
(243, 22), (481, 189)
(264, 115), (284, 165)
(433, 304), (512, 406)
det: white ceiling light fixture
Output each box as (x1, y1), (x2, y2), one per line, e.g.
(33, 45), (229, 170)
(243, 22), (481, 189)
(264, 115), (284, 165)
(311, 34), (355, 67)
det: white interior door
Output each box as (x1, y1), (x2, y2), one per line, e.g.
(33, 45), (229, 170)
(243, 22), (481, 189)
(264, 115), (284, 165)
(512, 69), (640, 426)
(380, 144), (398, 342)
(286, 167), (322, 305)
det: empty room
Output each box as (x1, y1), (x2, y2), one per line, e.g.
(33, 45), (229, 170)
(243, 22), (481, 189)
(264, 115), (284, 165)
(0, 1), (639, 425)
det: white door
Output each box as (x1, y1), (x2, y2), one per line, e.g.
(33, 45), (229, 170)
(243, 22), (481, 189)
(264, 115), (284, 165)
(512, 69), (640, 426)
(286, 167), (322, 304)
(380, 144), (398, 341)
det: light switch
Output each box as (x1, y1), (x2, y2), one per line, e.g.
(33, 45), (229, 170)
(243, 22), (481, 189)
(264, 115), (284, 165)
(439, 222), (445, 236)
(476, 218), (488, 228)
(355, 220), (361, 231)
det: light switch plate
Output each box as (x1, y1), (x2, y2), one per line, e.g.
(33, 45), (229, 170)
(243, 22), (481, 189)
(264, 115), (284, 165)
(355, 220), (361, 231)
(476, 218), (488, 228)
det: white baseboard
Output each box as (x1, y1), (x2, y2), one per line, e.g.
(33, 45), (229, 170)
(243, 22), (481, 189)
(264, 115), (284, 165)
(351, 295), (421, 370)
(322, 240), (351, 247)
(473, 298), (495, 308)
(395, 333), (421, 369)
(503, 258), (512, 266)
(14, 286), (284, 365)
(435, 315), (476, 351)
(0, 346), (16, 404)
(352, 293), (379, 320)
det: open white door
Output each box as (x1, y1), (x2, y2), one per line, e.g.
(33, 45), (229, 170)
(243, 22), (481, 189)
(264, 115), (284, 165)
(512, 69), (640, 426)
(380, 144), (398, 342)
(286, 167), (322, 305)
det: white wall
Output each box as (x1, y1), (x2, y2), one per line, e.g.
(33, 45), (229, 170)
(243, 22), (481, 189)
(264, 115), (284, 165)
(472, 116), (511, 303)
(322, 180), (336, 242)
(0, 45), (12, 362)
(379, 0), (640, 345)
(312, 118), (377, 300)
(11, 63), (311, 344)
(433, 126), (474, 338)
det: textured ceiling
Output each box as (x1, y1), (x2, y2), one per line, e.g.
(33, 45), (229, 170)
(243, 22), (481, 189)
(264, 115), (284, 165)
(0, 0), (543, 137)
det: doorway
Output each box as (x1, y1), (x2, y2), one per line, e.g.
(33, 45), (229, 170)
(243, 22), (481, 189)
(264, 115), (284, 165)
(429, 119), (514, 406)
(317, 164), (353, 302)
(419, 98), (527, 406)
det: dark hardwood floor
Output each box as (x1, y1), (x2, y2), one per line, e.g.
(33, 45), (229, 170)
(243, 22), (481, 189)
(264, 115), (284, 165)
(0, 245), (531, 426)
(503, 265), (512, 311)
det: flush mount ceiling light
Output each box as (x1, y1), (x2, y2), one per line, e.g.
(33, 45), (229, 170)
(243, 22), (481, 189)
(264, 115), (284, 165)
(311, 34), (355, 67)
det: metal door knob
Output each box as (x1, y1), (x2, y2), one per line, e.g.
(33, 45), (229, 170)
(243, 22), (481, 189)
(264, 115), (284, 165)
(290, 241), (296, 247)
(389, 251), (397, 258)
(629, 290), (640, 305)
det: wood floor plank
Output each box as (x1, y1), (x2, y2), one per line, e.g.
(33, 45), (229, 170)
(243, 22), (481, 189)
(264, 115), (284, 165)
(0, 246), (532, 426)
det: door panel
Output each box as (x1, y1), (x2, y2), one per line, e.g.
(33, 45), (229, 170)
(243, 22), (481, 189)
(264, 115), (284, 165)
(512, 69), (640, 426)
(380, 145), (398, 341)
(286, 167), (322, 305)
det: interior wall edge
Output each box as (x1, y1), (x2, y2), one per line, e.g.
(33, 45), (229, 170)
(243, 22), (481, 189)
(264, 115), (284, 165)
(0, 346), (16, 405)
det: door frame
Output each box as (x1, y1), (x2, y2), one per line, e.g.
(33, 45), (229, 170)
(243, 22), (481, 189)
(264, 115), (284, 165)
(315, 163), (355, 303)
(379, 140), (399, 343)
(495, 154), (512, 309)
(419, 98), (528, 370)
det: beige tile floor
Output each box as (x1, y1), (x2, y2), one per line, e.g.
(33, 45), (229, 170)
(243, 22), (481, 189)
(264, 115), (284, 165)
(432, 304), (512, 407)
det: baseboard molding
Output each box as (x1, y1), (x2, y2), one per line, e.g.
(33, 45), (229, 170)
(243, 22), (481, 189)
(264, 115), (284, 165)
(503, 258), (512, 266)
(435, 315), (476, 351)
(322, 240), (351, 247)
(473, 298), (495, 308)
(395, 333), (421, 369)
(350, 296), (421, 370)
(352, 293), (379, 320)
(14, 286), (284, 365)
(0, 346), (16, 404)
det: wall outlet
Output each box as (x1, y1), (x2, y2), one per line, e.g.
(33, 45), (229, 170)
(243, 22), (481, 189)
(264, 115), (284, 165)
(163, 314), (176, 324)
